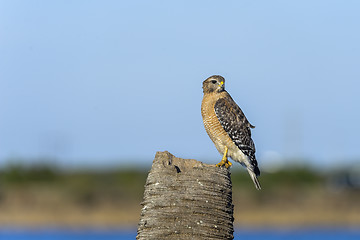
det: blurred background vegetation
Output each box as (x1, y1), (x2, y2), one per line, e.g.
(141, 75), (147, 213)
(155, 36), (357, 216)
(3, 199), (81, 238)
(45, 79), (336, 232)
(0, 160), (359, 228)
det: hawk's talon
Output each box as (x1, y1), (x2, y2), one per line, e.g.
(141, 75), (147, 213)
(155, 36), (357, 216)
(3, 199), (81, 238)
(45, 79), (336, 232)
(216, 146), (231, 168)
(216, 158), (232, 168)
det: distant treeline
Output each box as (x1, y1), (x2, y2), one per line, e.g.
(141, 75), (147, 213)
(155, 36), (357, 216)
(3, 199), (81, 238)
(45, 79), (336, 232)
(0, 163), (358, 191)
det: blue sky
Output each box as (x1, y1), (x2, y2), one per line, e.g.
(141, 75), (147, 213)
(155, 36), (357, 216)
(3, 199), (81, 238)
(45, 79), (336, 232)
(0, 0), (359, 168)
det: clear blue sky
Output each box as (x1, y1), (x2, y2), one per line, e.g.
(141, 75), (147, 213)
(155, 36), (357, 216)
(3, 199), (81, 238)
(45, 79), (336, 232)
(1, 0), (359, 168)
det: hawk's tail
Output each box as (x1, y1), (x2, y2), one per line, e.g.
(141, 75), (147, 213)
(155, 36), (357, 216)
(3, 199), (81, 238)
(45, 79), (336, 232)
(247, 168), (261, 190)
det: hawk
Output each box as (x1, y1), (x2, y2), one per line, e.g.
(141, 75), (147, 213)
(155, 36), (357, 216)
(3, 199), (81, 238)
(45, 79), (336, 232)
(201, 75), (261, 190)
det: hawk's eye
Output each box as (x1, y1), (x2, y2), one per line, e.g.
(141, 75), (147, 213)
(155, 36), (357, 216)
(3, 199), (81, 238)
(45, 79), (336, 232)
(211, 80), (217, 84)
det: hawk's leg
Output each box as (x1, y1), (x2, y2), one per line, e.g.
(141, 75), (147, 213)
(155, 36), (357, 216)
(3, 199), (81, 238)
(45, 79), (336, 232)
(216, 146), (232, 168)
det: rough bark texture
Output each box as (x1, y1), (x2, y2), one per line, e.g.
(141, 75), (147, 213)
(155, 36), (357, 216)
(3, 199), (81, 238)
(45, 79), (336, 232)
(137, 151), (234, 240)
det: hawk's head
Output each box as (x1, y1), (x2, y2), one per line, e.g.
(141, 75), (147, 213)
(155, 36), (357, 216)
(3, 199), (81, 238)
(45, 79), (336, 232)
(203, 75), (225, 94)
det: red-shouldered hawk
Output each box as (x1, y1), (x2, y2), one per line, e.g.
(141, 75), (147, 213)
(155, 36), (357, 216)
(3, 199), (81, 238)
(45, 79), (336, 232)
(201, 75), (261, 190)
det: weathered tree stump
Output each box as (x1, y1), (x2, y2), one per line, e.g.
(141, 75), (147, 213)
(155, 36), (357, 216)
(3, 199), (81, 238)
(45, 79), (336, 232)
(137, 151), (234, 240)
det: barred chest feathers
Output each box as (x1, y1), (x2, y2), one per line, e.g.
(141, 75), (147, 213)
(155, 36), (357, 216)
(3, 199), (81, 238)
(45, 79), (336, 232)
(201, 93), (240, 159)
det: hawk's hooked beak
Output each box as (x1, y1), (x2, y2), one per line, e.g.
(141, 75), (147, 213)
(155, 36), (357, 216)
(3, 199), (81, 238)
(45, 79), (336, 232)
(219, 81), (224, 89)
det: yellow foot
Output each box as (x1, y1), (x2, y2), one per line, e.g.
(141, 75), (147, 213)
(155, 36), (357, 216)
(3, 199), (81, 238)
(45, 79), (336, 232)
(216, 159), (232, 168)
(216, 146), (232, 168)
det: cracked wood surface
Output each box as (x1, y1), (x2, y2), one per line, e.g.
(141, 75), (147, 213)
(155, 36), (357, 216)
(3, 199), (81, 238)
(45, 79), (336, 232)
(137, 151), (234, 240)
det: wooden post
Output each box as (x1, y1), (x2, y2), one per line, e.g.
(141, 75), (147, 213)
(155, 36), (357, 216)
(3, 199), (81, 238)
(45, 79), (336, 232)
(137, 151), (234, 240)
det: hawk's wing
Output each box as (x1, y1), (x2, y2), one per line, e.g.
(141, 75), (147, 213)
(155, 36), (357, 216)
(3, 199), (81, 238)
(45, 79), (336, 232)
(214, 92), (260, 176)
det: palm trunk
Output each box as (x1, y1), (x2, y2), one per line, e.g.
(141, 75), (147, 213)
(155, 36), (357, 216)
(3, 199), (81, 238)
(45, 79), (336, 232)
(137, 151), (234, 240)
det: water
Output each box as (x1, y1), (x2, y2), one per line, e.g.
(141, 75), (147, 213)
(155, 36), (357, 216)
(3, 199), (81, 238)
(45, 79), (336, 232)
(235, 228), (360, 240)
(0, 229), (136, 240)
(0, 228), (359, 240)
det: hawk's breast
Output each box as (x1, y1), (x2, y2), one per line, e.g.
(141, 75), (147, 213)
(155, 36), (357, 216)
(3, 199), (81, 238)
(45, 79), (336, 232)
(201, 92), (238, 155)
